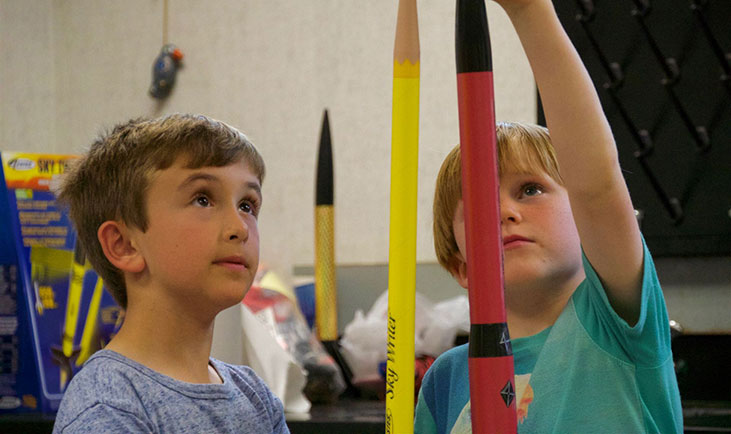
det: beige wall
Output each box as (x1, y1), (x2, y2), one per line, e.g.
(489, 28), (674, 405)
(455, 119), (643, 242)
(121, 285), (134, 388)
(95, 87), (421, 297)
(0, 0), (534, 271)
(2, 0), (728, 334)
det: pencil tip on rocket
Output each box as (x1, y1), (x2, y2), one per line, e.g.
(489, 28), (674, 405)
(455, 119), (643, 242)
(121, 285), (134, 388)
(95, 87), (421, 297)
(394, 0), (420, 63)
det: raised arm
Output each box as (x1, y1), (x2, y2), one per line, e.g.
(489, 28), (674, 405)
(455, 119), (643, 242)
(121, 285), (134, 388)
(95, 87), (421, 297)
(495, 0), (644, 324)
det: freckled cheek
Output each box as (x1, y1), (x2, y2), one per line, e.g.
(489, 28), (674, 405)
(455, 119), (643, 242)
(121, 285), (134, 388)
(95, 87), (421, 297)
(555, 211), (574, 228)
(551, 199), (574, 223)
(555, 210), (581, 250)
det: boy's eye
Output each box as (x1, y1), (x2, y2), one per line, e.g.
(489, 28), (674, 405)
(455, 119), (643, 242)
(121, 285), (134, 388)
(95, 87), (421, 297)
(239, 200), (259, 216)
(522, 184), (543, 197)
(195, 195), (210, 207)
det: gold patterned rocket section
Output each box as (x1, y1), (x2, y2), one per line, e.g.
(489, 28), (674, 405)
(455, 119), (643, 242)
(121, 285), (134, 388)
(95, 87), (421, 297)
(315, 110), (338, 342)
(315, 206), (336, 340)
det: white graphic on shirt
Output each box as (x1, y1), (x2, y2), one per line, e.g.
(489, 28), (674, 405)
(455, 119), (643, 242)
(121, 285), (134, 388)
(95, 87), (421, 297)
(450, 373), (533, 434)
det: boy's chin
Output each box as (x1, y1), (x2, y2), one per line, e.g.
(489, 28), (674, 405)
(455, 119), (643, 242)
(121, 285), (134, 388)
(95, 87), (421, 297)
(211, 287), (251, 312)
(503, 270), (546, 292)
(503, 265), (583, 294)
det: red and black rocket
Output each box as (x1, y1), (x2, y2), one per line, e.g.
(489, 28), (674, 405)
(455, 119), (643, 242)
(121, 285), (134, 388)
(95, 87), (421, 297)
(456, 0), (517, 432)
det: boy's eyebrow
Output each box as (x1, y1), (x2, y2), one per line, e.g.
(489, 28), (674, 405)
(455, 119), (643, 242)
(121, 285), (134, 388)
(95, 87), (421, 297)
(178, 173), (220, 190)
(246, 181), (263, 201)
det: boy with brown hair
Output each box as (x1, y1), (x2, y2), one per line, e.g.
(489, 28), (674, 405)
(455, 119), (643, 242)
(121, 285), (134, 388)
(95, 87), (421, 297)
(53, 113), (289, 433)
(415, 0), (682, 432)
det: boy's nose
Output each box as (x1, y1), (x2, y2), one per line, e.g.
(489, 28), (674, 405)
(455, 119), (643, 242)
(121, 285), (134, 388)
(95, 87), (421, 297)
(499, 198), (521, 224)
(224, 208), (249, 242)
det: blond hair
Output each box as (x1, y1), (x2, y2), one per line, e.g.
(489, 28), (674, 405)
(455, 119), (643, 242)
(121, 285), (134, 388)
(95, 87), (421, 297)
(57, 114), (265, 308)
(433, 121), (562, 274)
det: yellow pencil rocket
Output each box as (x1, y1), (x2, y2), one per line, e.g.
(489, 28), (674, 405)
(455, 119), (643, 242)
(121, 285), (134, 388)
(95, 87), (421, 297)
(75, 276), (105, 366)
(51, 242), (85, 390)
(386, 1), (420, 433)
(315, 110), (338, 344)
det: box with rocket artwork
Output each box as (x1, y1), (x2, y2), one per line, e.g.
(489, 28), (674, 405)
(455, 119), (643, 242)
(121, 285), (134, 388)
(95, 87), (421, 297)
(0, 152), (121, 414)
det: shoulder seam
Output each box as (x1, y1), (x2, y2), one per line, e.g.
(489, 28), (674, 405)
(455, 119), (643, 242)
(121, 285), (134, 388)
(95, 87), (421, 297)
(60, 402), (148, 432)
(570, 297), (636, 368)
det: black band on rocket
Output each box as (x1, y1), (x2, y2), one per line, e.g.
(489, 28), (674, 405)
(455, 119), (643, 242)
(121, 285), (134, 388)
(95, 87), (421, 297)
(469, 323), (513, 358)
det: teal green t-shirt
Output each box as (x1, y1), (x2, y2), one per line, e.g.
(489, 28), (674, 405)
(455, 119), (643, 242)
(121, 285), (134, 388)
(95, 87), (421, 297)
(414, 242), (683, 433)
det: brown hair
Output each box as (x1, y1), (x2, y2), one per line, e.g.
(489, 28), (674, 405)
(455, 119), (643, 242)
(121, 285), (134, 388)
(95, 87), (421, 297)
(57, 113), (265, 308)
(433, 121), (562, 274)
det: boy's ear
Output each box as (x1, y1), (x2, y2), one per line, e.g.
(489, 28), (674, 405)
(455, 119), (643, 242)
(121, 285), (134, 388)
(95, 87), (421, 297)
(450, 254), (469, 289)
(97, 221), (145, 274)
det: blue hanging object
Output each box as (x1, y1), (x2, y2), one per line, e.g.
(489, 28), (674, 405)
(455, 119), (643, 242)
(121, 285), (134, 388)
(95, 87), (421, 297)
(149, 43), (183, 99)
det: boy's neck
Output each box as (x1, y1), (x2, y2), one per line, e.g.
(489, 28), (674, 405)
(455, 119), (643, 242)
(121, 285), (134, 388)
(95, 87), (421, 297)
(505, 272), (584, 339)
(104, 294), (223, 384)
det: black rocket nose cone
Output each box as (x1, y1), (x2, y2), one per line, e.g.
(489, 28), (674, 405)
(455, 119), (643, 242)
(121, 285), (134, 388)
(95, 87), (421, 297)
(316, 109), (334, 206)
(456, 0), (493, 74)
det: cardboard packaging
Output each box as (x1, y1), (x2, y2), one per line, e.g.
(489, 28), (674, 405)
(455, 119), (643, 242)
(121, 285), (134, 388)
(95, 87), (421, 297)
(0, 152), (121, 414)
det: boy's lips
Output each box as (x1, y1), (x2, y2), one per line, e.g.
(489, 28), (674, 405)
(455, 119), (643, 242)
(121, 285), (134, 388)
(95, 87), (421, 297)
(214, 256), (249, 271)
(502, 234), (532, 249)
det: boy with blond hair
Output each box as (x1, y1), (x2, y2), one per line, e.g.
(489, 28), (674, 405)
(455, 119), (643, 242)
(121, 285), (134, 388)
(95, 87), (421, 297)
(53, 114), (289, 433)
(415, 0), (682, 432)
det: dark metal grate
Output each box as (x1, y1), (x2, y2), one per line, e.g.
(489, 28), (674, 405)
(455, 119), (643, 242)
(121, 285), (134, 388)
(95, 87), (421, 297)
(541, 0), (731, 256)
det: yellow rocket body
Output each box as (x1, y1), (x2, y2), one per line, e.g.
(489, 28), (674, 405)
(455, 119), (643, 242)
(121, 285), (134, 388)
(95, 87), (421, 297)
(386, 56), (420, 434)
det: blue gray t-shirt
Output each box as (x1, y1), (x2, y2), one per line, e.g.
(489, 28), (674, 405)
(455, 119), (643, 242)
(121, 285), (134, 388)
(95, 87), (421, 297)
(53, 349), (289, 433)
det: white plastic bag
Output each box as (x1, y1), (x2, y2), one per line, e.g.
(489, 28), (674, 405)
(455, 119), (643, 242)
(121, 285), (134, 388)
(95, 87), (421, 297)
(419, 295), (470, 357)
(339, 290), (469, 384)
